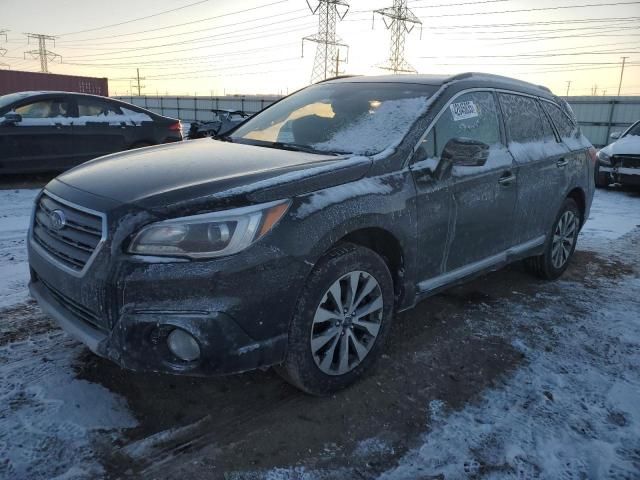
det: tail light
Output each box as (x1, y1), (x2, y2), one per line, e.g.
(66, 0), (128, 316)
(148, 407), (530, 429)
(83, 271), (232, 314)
(169, 121), (182, 132)
(588, 146), (597, 164)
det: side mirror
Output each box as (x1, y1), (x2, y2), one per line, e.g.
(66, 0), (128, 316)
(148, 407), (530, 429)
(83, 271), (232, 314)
(1, 112), (22, 125)
(441, 137), (490, 167)
(609, 131), (621, 140)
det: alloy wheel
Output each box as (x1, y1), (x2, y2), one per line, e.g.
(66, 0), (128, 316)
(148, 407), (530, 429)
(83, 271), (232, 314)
(310, 271), (384, 376)
(551, 210), (579, 269)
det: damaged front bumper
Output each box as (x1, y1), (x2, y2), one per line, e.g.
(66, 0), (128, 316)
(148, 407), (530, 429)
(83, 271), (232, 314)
(599, 165), (640, 186)
(29, 277), (288, 376)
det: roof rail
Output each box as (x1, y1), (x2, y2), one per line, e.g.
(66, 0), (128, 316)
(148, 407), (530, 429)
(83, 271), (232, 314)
(449, 72), (552, 94)
(315, 75), (361, 84)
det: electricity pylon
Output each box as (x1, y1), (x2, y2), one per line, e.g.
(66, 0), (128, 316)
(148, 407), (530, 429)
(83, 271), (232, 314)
(24, 33), (61, 73)
(0, 30), (8, 69)
(302, 0), (349, 84)
(0, 30), (7, 57)
(374, 0), (422, 73)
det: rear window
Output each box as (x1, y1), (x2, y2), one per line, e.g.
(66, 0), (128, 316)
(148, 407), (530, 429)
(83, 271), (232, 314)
(541, 101), (577, 139)
(498, 93), (547, 143)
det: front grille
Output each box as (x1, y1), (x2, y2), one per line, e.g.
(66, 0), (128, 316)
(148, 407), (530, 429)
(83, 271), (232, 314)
(612, 155), (640, 169)
(40, 278), (107, 332)
(32, 192), (104, 272)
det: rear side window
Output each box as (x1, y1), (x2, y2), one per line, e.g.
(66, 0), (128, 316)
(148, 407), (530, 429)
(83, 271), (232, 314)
(498, 93), (547, 144)
(427, 91), (502, 157)
(541, 101), (577, 139)
(77, 98), (123, 118)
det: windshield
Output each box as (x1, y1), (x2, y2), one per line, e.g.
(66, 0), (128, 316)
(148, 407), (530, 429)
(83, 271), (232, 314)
(231, 82), (438, 156)
(0, 92), (34, 112)
(623, 121), (640, 137)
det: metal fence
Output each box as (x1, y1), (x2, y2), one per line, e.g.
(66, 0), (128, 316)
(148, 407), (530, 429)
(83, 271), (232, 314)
(115, 94), (640, 147)
(114, 95), (281, 124)
(567, 96), (640, 147)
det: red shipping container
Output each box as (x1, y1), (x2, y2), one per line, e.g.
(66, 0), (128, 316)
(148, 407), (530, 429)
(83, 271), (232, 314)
(0, 70), (108, 96)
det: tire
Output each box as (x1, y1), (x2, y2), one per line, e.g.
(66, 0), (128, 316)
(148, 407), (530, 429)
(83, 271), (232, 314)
(594, 161), (610, 188)
(277, 243), (394, 395)
(525, 198), (581, 280)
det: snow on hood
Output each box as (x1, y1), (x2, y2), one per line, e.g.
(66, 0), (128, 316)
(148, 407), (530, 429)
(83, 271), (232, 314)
(601, 134), (640, 156)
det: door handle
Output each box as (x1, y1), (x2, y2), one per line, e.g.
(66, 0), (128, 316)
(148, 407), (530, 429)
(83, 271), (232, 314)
(498, 173), (516, 185)
(556, 158), (569, 167)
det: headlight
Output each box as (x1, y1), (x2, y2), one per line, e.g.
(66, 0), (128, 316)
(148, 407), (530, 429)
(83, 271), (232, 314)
(597, 150), (612, 166)
(129, 200), (290, 258)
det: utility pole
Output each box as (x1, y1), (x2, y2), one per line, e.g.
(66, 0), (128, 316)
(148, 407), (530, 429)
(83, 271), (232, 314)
(135, 68), (146, 96)
(591, 84), (598, 96)
(565, 80), (571, 97)
(302, 0), (350, 84)
(24, 33), (60, 73)
(333, 48), (346, 76)
(374, 0), (422, 73)
(617, 56), (629, 96)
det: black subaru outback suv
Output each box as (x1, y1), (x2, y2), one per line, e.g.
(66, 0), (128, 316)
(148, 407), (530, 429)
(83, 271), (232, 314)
(28, 73), (596, 394)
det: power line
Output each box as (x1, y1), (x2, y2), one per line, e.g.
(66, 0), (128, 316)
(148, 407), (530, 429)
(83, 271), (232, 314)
(419, 48), (640, 59)
(57, 0), (291, 43)
(63, 18), (316, 59)
(412, 0), (640, 17)
(58, 10), (310, 48)
(59, 0), (210, 36)
(302, 0), (350, 83)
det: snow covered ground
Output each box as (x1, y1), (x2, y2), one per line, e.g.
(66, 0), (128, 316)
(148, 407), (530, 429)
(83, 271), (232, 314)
(0, 189), (38, 310)
(0, 186), (638, 479)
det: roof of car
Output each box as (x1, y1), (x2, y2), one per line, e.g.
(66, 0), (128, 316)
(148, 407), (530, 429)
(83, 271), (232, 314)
(9, 91), (110, 99)
(322, 72), (555, 98)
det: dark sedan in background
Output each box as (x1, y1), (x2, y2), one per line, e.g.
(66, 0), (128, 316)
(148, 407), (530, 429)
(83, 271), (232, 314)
(0, 91), (182, 174)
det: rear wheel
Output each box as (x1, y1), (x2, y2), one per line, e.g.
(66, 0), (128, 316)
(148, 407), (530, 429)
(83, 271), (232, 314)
(525, 198), (581, 280)
(277, 243), (394, 395)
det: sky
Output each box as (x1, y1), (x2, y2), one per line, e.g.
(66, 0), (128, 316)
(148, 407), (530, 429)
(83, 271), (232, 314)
(1, 0), (639, 97)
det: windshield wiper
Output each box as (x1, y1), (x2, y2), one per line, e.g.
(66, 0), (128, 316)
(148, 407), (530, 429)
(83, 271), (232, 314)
(267, 142), (351, 156)
(213, 133), (233, 142)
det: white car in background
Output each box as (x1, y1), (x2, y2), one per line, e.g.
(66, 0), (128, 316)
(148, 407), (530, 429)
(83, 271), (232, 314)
(596, 120), (640, 188)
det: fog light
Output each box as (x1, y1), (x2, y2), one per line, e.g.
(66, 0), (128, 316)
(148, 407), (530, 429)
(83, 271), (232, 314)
(167, 329), (201, 362)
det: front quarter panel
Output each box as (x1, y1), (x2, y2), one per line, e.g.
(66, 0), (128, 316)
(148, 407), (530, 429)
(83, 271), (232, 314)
(285, 169), (418, 309)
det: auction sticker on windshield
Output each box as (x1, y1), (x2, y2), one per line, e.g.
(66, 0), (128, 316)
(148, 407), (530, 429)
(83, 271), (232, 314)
(450, 101), (479, 121)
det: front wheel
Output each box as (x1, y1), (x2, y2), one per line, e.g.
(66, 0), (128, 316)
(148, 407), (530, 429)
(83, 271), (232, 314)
(277, 243), (394, 395)
(525, 198), (581, 280)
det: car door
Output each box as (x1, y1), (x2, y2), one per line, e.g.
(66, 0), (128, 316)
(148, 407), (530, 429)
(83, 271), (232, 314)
(71, 96), (129, 162)
(0, 96), (75, 173)
(411, 90), (517, 287)
(498, 93), (569, 245)
(540, 99), (586, 195)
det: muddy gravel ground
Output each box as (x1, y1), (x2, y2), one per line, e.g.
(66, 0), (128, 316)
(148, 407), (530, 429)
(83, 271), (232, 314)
(1, 188), (639, 479)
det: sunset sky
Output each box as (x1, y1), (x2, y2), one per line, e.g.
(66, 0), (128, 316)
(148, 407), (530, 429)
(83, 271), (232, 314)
(1, 0), (639, 97)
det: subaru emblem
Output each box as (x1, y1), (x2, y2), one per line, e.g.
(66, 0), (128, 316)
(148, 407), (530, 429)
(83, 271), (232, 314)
(50, 210), (66, 231)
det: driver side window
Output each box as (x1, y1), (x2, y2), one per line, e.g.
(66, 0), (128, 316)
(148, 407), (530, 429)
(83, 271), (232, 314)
(416, 91), (501, 168)
(14, 98), (70, 119)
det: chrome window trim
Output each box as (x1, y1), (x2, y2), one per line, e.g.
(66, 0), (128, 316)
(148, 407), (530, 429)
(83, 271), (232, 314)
(407, 87), (557, 167)
(29, 189), (108, 278)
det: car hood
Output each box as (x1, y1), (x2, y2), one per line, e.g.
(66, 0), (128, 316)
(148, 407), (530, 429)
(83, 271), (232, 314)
(600, 134), (640, 156)
(55, 139), (372, 211)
